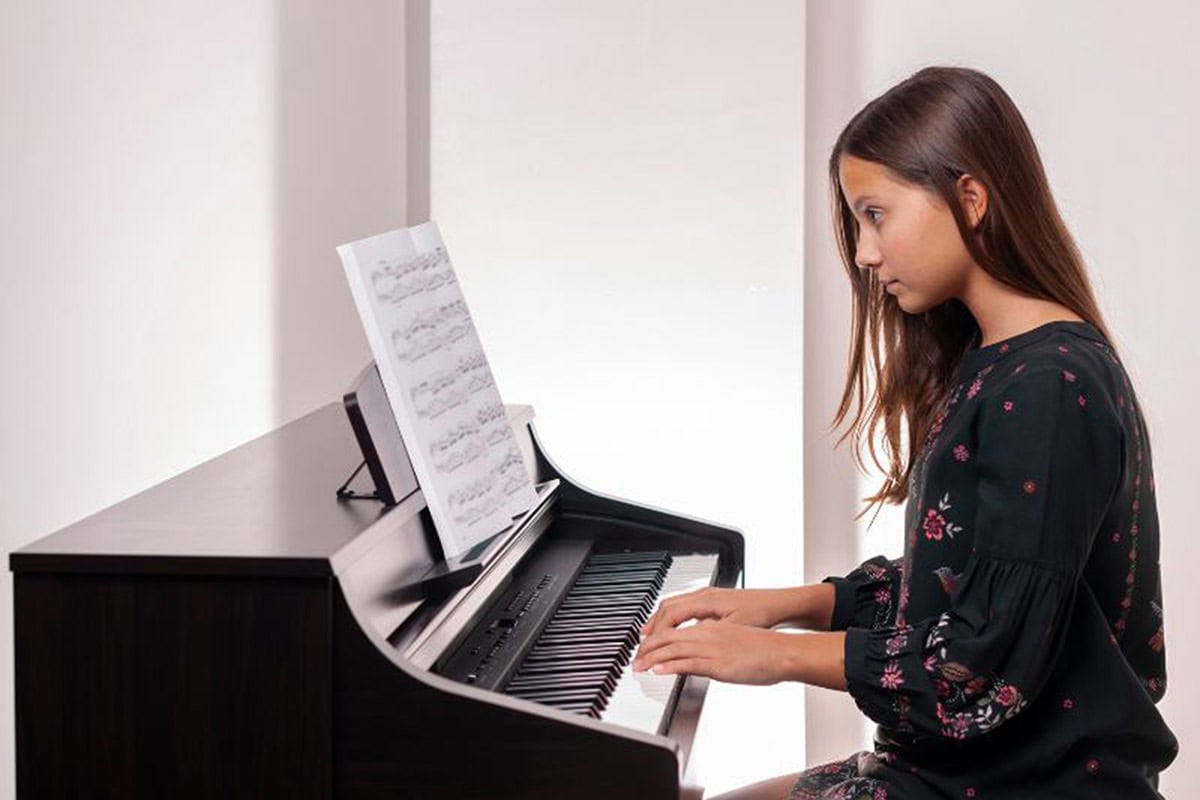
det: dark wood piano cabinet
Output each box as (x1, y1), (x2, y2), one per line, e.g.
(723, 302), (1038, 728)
(11, 403), (743, 799)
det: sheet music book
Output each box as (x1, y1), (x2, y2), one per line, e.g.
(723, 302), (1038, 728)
(337, 222), (538, 557)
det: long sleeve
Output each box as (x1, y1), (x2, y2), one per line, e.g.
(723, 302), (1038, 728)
(822, 555), (903, 631)
(843, 364), (1124, 740)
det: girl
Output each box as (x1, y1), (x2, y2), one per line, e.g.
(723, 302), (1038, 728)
(633, 66), (1179, 799)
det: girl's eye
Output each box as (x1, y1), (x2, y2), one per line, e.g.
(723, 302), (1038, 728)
(865, 208), (882, 224)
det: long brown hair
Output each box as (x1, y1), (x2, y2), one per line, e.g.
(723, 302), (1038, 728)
(827, 65), (1115, 523)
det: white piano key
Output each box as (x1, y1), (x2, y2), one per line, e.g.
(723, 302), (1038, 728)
(599, 553), (720, 734)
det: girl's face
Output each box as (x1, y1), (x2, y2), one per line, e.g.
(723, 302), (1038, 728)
(837, 154), (982, 314)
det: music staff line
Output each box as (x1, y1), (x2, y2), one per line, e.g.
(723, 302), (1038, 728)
(369, 248), (457, 305)
(409, 352), (495, 420)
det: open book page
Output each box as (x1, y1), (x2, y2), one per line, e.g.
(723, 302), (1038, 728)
(337, 222), (538, 557)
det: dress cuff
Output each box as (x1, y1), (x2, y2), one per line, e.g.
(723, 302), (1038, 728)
(821, 576), (859, 631)
(843, 625), (904, 725)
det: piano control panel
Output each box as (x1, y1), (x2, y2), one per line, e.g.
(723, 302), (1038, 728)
(435, 537), (591, 690)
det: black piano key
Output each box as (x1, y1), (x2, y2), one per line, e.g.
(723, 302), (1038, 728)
(585, 554), (672, 566)
(508, 689), (607, 711)
(529, 636), (630, 651)
(556, 596), (651, 609)
(557, 584), (658, 598)
(514, 658), (623, 676)
(577, 569), (663, 582)
(549, 605), (648, 620)
(569, 588), (657, 600)
(543, 614), (642, 631)
(544, 611), (646, 627)
(571, 575), (661, 588)
(524, 647), (628, 665)
(507, 680), (612, 699)
(558, 595), (655, 609)
(553, 703), (602, 718)
(506, 672), (616, 692)
(577, 561), (666, 573)
(534, 633), (636, 650)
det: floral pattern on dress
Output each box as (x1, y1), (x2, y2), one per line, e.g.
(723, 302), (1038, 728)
(924, 612), (1029, 739)
(1110, 353), (1145, 643)
(788, 752), (888, 800)
(923, 493), (964, 541)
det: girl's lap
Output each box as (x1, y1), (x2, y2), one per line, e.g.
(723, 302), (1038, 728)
(786, 751), (888, 800)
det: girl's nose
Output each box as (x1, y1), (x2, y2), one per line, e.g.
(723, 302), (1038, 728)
(855, 246), (882, 270)
(854, 232), (882, 269)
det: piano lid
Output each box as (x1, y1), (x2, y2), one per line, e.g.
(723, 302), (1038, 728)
(9, 403), (537, 578)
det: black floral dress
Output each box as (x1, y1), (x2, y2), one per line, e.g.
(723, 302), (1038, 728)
(789, 321), (1179, 800)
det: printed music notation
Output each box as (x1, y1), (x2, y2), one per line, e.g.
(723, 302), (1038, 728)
(337, 222), (538, 557)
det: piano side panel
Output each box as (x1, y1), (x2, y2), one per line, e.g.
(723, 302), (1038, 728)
(527, 422), (745, 589)
(331, 587), (682, 800)
(14, 573), (333, 799)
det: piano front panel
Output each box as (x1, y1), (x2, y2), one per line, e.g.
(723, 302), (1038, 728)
(331, 580), (683, 800)
(14, 572), (333, 799)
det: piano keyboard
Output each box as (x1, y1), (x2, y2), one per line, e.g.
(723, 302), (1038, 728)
(504, 551), (719, 734)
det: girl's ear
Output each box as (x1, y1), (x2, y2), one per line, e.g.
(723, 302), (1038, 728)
(956, 173), (989, 229)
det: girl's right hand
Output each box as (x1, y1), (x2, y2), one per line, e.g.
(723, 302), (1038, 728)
(640, 586), (801, 639)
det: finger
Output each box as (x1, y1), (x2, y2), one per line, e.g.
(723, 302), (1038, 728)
(632, 630), (673, 663)
(639, 618), (726, 657)
(641, 592), (717, 637)
(634, 637), (713, 672)
(633, 640), (690, 672)
(648, 657), (713, 678)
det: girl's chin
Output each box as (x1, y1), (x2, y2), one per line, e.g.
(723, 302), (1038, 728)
(891, 291), (934, 315)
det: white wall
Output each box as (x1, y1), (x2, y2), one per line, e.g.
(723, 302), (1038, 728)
(0, 1), (406, 795)
(430, 2), (806, 794)
(804, 1), (1200, 791)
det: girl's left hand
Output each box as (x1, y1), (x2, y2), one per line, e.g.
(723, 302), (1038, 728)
(632, 619), (800, 685)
